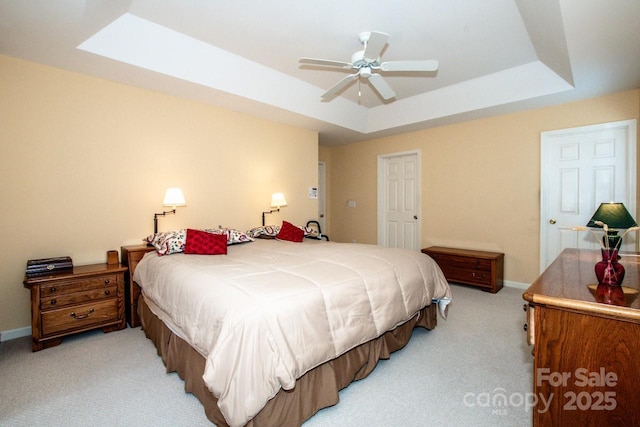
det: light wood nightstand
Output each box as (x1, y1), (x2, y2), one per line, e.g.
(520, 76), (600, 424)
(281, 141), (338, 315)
(120, 244), (155, 327)
(23, 263), (127, 351)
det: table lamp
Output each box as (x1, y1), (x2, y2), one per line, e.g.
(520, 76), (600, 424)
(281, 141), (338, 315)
(586, 202), (637, 287)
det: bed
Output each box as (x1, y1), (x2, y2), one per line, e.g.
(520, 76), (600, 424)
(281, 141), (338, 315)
(132, 231), (451, 427)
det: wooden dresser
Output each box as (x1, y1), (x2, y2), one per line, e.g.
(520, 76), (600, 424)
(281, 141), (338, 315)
(120, 244), (155, 327)
(23, 263), (127, 351)
(421, 246), (504, 293)
(523, 248), (640, 426)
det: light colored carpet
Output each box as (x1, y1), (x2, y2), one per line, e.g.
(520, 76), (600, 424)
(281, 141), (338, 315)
(0, 284), (533, 426)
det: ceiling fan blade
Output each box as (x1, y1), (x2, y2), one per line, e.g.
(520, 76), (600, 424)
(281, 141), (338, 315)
(300, 57), (352, 68)
(368, 74), (396, 100)
(380, 60), (439, 72)
(363, 31), (389, 61)
(321, 73), (359, 101)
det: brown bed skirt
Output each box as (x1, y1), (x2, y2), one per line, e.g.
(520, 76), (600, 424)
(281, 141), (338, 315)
(138, 295), (438, 427)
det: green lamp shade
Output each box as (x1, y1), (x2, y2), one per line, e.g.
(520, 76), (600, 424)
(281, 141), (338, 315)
(586, 202), (637, 229)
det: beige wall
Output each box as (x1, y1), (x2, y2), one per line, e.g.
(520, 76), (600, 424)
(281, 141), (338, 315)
(326, 89), (640, 285)
(2, 52), (638, 333)
(0, 55), (318, 333)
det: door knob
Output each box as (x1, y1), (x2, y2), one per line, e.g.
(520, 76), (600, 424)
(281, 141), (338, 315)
(549, 219), (556, 224)
(413, 215), (418, 220)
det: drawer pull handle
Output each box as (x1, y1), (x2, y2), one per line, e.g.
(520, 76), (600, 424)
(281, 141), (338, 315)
(50, 287), (56, 293)
(104, 279), (110, 285)
(70, 308), (94, 320)
(104, 290), (110, 296)
(50, 299), (57, 306)
(523, 323), (528, 332)
(523, 304), (527, 312)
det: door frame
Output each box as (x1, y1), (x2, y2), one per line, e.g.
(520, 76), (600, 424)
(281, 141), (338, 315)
(317, 161), (327, 234)
(377, 150), (422, 249)
(539, 119), (637, 272)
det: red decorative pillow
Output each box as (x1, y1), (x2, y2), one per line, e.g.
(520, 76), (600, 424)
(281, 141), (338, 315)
(184, 229), (227, 255)
(276, 221), (304, 243)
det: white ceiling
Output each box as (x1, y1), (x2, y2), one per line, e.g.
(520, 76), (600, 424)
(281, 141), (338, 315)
(1, 0), (638, 146)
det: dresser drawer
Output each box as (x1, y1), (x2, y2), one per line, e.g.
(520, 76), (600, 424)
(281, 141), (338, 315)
(40, 285), (117, 310)
(41, 298), (118, 336)
(430, 253), (492, 271)
(440, 265), (492, 285)
(525, 303), (535, 346)
(40, 275), (118, 297)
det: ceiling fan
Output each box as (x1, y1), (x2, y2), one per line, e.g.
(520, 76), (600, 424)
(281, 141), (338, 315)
(299, 31), (439, 102)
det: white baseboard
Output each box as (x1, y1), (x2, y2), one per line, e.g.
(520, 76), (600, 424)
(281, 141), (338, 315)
(0, 326), (31, 342)
(504, 280), (530, 290)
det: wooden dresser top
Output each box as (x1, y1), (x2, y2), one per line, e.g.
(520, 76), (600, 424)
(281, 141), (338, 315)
(421, 246), (504, 260)
(23, 263), (127, 287)
(524, 248), (640, 321)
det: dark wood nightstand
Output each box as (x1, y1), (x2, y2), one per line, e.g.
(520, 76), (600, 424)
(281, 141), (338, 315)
(421, 246), (504, 293)
(23, 263), (127, 351)
(120, 244), (155, 327)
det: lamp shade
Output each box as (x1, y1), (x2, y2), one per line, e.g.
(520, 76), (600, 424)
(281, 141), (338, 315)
(162, 188), (186, 208)
(586, 202), (637, 229)
(270, 193), (287, 208)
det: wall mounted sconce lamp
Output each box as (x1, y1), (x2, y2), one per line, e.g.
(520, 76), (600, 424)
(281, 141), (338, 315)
(154, 187), (186, 234)
(262, 193), (287, 226)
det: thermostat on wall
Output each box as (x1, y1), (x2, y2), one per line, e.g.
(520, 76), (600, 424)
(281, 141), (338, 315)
(309, 187), (318, 199)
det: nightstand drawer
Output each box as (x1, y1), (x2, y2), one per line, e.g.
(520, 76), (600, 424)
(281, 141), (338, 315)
(41, 298), (118, 336)
(40, 275), (118, 297)
(40, 285), (117, 310)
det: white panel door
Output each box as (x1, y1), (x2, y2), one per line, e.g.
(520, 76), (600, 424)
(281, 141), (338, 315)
(540, 120), (637, 271)
(378, 151), (420, 250)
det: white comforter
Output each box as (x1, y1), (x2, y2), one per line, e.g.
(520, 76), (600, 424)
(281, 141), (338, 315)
(133, 239), (451, 427)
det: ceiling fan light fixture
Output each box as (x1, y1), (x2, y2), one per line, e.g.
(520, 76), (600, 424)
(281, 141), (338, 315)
(351, 50), (367, 67)
(301, 31), (438, 103)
